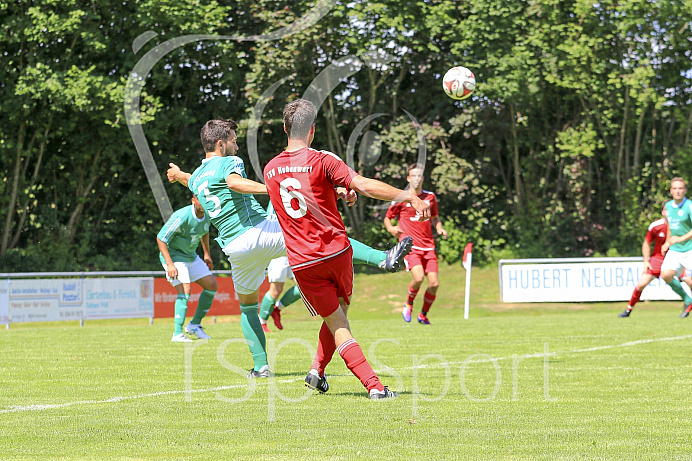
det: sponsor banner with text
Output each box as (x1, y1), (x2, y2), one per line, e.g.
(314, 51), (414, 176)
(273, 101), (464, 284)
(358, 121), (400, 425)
(8, 278), (154, 322)
(153, 277), (269, 318)
(500, 259), (691, 303)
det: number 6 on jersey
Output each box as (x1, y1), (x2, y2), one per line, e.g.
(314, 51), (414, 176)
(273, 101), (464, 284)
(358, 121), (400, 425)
(279, 177), (307, 219)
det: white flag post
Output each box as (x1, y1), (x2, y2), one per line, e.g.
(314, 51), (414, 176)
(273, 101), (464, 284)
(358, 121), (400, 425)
(462, 243), (473, 319)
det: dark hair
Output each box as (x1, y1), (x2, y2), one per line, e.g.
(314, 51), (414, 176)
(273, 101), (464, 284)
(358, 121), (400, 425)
(200, 118), (238, 152)
(283, 99), (317, 140)
(407, 163), (424, 174)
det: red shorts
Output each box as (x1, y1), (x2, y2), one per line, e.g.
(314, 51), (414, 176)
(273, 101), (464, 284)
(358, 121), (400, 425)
(404, 249), (438, 274)
(293, 247), (353, 318)
(646, 253), (664, 277)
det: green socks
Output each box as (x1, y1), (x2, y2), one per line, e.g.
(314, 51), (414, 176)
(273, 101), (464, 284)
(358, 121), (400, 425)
(667, 278), (692, 305)
(279, 285), (301, 308)
(240, 303), (268, 371)
(349, 238), (386, 267)
(190, 289), (215, 325)
(259, 293), (276, 321)
(173, 294), (190, 335)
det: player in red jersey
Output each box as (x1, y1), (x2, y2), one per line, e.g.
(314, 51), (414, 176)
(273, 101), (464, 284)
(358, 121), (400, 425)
(619, 205), (668, 317)
(264, 99), (430, 399)
(385, 164), (447, 325)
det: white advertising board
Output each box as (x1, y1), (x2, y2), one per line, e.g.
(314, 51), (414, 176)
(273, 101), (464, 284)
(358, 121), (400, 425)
(9, 279), (84, 322)
(499, 258), (690, 303)
(84, 278), (153, 319)
(7, 278), (153, 323)
(0, 279), (9, 324)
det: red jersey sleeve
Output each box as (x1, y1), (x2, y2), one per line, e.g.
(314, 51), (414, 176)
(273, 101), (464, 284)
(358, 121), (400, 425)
(386, 201), (403, 219)
(320, 151), (357, 188)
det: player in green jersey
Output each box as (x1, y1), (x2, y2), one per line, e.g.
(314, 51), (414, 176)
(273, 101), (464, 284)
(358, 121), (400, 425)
(660, 177), (692, 318)
(157, 195), (217, 342)
(167, 119), (411, 377)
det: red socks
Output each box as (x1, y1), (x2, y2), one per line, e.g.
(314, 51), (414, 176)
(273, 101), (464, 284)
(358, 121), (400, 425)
(311, 322), (336, 376)
(407, 284), (420, 306)
(628, 288), (642, 308)
(422, 290), (436, 314)
(337, 338), (384, 392)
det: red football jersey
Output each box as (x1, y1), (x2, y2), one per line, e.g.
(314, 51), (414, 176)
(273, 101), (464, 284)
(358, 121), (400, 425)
(386, 190), (439, 251)
(645, 217), (668, 258)
(264, 147), (357, 270)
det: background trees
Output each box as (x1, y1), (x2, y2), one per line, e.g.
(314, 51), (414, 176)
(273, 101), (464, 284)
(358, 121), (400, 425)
(1, 0), (690, 271)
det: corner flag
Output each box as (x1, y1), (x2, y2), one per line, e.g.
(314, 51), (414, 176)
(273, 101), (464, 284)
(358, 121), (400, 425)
(462, 243), (473, 319)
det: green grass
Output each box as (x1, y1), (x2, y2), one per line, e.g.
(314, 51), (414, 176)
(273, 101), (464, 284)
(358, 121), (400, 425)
(2, 264), (692, 459)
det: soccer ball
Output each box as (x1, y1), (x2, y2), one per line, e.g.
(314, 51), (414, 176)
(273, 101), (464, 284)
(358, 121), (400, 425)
(442, 66), (476, 100)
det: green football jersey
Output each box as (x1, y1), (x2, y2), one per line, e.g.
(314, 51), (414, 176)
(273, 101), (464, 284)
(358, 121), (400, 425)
(188, 156), (267, 248)
(665, 198), (692, 252)
(157, 205), (211, 264)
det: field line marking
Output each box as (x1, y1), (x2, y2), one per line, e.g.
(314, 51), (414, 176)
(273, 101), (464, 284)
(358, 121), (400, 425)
(0, 378), (302, 414)
(3, 334), (691, 414)
(378, 333), (692, 369)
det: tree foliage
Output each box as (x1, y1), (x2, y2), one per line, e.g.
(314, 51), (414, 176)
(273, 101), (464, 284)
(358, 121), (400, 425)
(1, 0), (691, 271)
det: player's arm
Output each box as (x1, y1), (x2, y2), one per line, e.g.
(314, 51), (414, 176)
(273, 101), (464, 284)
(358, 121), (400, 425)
(384, 216), (403, 239)
(642, 237), (652, 272)
(167, 163), (191, 187)
(431, 216), (447, 238)
(349, 175), (430, 220)
(201, 233), (213, 271)
(662, 225), (673, 254)
(669, 228), (692, 246)
(226, 173), (268, 195)
(157, 237), (178, 279)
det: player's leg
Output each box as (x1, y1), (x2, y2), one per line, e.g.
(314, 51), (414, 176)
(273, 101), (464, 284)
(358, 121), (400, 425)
(349, 236), (412, 272)
(660, 251), (692, 315)
(222, 219), (286, 376)
(237, 290), (271, 376)
(163, 260), (193, 342)
(186, 274), (217, 339)
(323, 303), (395, 399)
(418, 271), (439, 325)
(172, 283), (192, 342)
(620, 273), (655, 317)
(259, 281), (284, 332)
(404, 262), (425, 322)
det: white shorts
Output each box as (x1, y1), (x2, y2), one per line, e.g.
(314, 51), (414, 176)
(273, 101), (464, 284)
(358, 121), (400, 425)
(267, 256), (293, 283)
(222, 219), (286, 295)
(162, 256), (212, 287)
(660, 250), (692, 274)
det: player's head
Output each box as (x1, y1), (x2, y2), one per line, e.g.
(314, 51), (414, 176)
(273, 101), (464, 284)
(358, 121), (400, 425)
(670, 177), (687, 201)
(200, 118), (238, 156)
(191, 194), (204, 215)
(406, 163), (424, 190)
(283, 99), (316, 142)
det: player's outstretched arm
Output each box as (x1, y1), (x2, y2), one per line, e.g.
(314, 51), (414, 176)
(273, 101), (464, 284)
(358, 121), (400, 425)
(383, 216), (402, 239)
(350, 175), (430, 220)
(226, 173), (268, 195)
(432, 217), (447, 238)
(201, 233), (213, 271)
(167, 163), (191, 187)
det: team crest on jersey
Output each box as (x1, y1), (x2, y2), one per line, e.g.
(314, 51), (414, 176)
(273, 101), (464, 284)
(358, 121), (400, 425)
(680, 210), (684, 216)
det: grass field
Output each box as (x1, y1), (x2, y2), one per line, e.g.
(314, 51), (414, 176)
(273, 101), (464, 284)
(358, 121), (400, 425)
(2, 265), (692, 460)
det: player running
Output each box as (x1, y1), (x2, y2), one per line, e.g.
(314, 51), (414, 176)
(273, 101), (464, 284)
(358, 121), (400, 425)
(157, 195), (217, 341)
(618, 205), (670, 317)
(264, 99), (430, 399)
(384, 164), (447, 325)
(661, 177), (692, 318)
